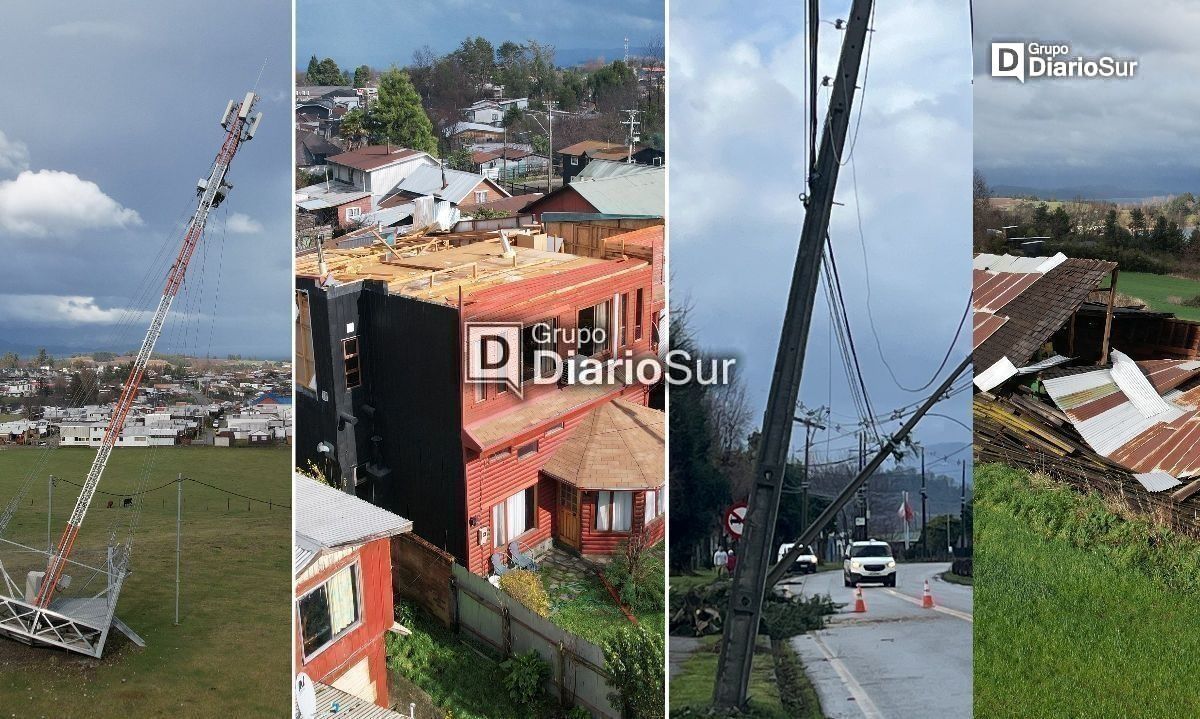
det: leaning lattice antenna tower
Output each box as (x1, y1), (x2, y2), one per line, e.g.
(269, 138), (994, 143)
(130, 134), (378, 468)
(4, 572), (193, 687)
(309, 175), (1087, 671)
(0, 90), (262, 659)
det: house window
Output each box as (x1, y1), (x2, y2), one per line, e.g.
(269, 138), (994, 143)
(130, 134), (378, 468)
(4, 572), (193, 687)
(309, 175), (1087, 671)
(634, 289), (644, 341)
(653, 156), (663, 166)
(495, 380), (509, 396)
(517, 439), (539, 459)
(620, 293), (629, 347)
(645, 486), (665, 522)
(346, 206), (361, 220)
(521, 319), (557, 381)
(298, 563), (361, 659)
(488, 448), (511, 463)
(577, 301), (611, 357)
(295, 291), (316, 391)
(474, 381), (486, 403)
(596, 490), (632, 532)
(492, 486), (537, 547)
(343, 338), (362, 389)
(545, 422), (565, 436)
(474, 190), (488, 204)
(570, 156), (579, 166)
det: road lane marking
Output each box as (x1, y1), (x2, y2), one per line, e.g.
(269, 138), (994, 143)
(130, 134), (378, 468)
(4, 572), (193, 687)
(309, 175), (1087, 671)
(811, 632), (885, 719)
(881, 588), (973, 623)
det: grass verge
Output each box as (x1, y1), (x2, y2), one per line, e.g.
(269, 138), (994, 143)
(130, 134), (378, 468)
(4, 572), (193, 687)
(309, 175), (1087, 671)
(669, 635), (786, 718)
(544, 545), (665, 645)
(976, 463), (1200, 717)
(940, 570), (973, 586)
(0, 446), (291, 718)
(772, 639), (823, 719)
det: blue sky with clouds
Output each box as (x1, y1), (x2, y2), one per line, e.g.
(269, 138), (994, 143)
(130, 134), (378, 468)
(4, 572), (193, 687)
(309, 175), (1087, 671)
(0, 2), (292, 360)
(671, 0), (974, 467)
(297, 0), (664, 70)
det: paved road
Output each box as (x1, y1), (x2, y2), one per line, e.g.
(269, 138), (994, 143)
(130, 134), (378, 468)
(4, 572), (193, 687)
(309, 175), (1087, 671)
(780, 563), (972, 719)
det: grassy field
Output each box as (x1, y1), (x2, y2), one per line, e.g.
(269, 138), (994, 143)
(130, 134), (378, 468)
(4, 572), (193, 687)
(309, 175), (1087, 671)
(0, 446), (291, 718)
(1116, 271), (1200, 320)
(976, 464), (1200, 717)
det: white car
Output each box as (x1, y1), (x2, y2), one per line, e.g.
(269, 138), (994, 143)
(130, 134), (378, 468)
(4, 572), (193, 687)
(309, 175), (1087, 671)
(843, 540), (897, 587)
(777, 543), (818, 574)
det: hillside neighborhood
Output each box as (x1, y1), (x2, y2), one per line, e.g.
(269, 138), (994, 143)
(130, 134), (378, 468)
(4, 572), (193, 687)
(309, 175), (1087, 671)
(0, 356), (292, 449)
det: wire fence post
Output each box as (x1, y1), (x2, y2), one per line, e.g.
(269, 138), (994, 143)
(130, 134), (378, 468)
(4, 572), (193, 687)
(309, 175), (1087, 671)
(175, 473), (182, 626)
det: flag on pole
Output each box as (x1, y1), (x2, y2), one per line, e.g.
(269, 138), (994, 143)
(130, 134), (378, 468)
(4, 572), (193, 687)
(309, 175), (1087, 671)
(898, 491), (915, 548)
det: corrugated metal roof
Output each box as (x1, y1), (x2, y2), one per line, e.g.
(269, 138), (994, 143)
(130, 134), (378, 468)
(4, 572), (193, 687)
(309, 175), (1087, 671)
(294, 475), (412, 576)
(327, 145), (428, 171)
(568, 169), (665, 216)
(295, 181), (370, 210)
(1043, 361), (1200, 477)
(393, 165), (502, 205)
(1133, 471), (1183, 493)
(577, 158), (660, 180)
(1015, 355), (1073, 375)
(312, 682), (407, 718)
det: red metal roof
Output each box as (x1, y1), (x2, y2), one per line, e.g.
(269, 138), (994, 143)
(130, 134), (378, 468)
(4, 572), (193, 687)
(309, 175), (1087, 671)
(973, 312), (1008, 350)
(327, 145), (425, 171)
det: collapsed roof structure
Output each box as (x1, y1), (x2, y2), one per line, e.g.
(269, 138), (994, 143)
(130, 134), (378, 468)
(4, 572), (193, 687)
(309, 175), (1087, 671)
(972, 253), (1200, 535)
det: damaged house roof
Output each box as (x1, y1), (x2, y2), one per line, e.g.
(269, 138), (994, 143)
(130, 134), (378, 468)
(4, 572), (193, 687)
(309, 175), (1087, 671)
(973, 253), (1117, 390)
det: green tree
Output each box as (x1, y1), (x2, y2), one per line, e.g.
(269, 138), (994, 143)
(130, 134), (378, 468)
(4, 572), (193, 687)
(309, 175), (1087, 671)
(1, 352), (18, 369)
(370, 68), (438, 155)
(339, 107), (369, 148)
(1048, 205), (1072, 240)
(1129, 207), (1147, 238)
(1103, 208), (1119, 243)
(305, 55), (319, 81)
(35, 348), (49, 368)
(452, 36), (495, 91)
(307, 57), (344, 85)
(590, 60), (638, 112)
(445, 146), (472, 171)
(352, 64), (371, 88)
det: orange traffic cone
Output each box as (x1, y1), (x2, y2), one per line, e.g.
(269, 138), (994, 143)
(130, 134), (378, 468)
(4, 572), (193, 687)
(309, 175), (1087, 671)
(853, 586), (867, 613)
(922, 579), (935, 609)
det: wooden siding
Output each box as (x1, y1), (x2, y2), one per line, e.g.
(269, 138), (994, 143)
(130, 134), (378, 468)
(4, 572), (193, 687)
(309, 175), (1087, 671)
(296, 538), (394, 708)
(461, 262), (655, 424)
(577, 487), (664, 556)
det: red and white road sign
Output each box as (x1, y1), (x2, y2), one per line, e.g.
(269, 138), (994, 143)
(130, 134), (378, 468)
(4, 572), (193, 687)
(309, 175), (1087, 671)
(724, 501), (748, 538)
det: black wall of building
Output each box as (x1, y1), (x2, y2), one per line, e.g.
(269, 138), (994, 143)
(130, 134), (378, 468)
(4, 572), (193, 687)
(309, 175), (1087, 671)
(295, 277), (468, 562)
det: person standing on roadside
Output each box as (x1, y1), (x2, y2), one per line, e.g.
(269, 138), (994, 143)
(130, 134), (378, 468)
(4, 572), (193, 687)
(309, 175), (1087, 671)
(713, 545), (729, 577)
(726, 547), (738, 574)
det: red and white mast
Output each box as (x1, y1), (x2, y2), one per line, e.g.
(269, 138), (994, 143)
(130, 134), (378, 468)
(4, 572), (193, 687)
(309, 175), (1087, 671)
(34, 92), (263, 608)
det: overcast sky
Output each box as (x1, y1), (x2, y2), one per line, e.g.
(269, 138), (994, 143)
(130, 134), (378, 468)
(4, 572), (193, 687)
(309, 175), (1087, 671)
(297, 0), (664, 70)
(671, 0), (973, 468)
(0, 2), (292, 360)
(974, 0), (1200, 195)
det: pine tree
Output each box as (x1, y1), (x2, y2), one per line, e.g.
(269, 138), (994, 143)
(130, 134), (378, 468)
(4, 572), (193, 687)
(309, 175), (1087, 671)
(306, 55), (319, 81)
(353, 64), (372, 88)
(371, 68), (438, 155)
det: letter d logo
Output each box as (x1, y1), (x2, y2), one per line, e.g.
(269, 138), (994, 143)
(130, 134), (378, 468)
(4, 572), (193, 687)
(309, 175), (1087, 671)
(991, 42), (1025, 82)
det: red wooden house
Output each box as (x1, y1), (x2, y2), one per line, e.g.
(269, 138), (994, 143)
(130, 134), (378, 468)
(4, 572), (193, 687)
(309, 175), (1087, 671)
(295, 225), (666, 575)
(294, 475), (413, 708)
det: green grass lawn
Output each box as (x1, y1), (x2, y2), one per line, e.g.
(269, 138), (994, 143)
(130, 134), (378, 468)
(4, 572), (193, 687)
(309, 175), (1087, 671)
(1115, 271), (1200, 320)
(0, 446), (291, 718)
(386, 605), (536, 719)
(976, 465), (1200, 717)
(544, 544), (665, 646)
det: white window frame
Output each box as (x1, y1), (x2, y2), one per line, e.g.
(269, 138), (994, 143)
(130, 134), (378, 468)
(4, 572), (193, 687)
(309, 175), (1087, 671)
(474, 189), (488, 204)
(492, 486), (537, 547)
(596, 490), (633, 532)
(297, 562), (363, 661)
(345, 206), (362, 220)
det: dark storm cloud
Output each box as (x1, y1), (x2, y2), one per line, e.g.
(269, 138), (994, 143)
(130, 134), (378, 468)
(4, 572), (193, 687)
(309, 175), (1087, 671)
(974, 0), (1200, 194)
(0, 1), (292, 359)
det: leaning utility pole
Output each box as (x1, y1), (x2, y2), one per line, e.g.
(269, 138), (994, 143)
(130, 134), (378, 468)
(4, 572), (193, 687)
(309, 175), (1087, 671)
(767, 356), (969, 587)
(712, 1), (875, 708)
